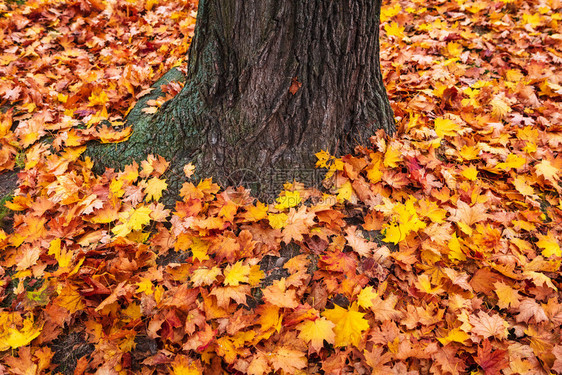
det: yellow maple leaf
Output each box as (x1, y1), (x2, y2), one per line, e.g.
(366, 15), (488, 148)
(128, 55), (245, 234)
(315, 150), (344, 178)
(275, 190), (301, 210)
(458, 145), (480, 161)
(110, 179), (125, 198)
(448, 233), (467, 262)
(248, 265), (264, 287)
(219, 200), (238, 221)
(244, 202), (268, 221)
(493, 282), (520, 309)
(55, 284), (85, 313)
(297, 317), (336, 352)
(191, 266), (222, 287)
(437, 328), (470, 345)
(536, 232), (561, 258)
(415, 274), (444, 295)
(315, 150), (331, 168)
(535, 159), (559, 183)
(366, 153), (384, 183)
(337, 180), (353, 203)
(380, 4), (401, 23)
(48, 238), (73, 269)
(512, 176), (535, 196)
(268, 213), (288, 229)
(88, 90), (109, 107)
(497, 154), (526, 170)
(125, 206), (152, 231)
(113, 206), (152, 237)
(384, 22), (405, 38)
(382, 221), (405, 244)
(0, 314), (43, 351)
(445, 42), (463, 58)
(322, 302), (369, 348)
(136, 278), (154, 295)
(190, 238), (210, 262)
(383, 145), (402, 168)
(522, 12), (542, 28)
(461, 166), (478, 181)
(357, 286), (379, 310)
(145, 177), (168, 202)
(490, 96), (512, 118)
(111, 223), (131, 238)
(223, 261), (251, 286)
(170, 355), (201, 375)
(434, 118), (460, 138)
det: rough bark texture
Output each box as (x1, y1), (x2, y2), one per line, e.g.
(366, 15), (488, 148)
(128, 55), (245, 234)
(88, 0), (395, 203)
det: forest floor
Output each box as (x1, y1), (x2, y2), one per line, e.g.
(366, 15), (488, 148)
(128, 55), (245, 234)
(0, 0), (561, 374)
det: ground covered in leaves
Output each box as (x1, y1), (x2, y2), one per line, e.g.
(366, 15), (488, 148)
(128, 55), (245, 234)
(0, 0), (561, 373)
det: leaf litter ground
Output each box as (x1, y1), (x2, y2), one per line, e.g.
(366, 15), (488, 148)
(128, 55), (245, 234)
(0, 0), (561, 374)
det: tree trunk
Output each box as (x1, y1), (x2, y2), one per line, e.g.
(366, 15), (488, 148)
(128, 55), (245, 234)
(88, 0), (395, 202)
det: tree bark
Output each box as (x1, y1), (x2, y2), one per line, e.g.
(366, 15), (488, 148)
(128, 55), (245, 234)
(88, 0), (395, 202)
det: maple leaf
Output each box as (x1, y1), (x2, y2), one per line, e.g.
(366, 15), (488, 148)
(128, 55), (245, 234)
(297, 317), (336, 352)
(323, 302), (369, 348)
(433, 345), (467, 375)
(183, 163), (196, 178)
(469, 311), (508, 339)
(113, 206), (152, 237)
(223, 261), (251, 286)
(489, 96), (512, 118)
(512, 175), (535, 196)
(170, 355), (201, 375)
(357, 286), (379, 309)
(461, 165), (478, 180)
(448, 201), (488, 235)
(496, 153), (526, 170)
(370, 293), (403, 322)
(345, 227), (375, 257)
(336, 180), (354, 203)
(383, 145), (402, 168)
(145, 177), (168, 202)
(491, 281), (520, 310)
(553, 345), (562, 373)
(16, 246), (41, 270)
(188, 237), (210, 262)
(384, 22), (405, 39)
(534, 159), (560, 184)
(437, 327), (470, 345)
(275, 190), (301, 210)
(0, 313), (43, 351)
(515, 299), (548, 323)
(48, 238), (73, 269)
(282, 206), (315, 243)
(536, 232), (561, 258)
(263, 278), (299, 308)
(191, 266), (222, 287)
(210, 285), (250, 308)
(268, 212), (288, 229)
(415, 274), (444, 295)
(95, 281), (134, 312)
(434, 117), (460, 138)
(242, 201), (268, 222)
(475, 340), (508, 375)
(136, 278), (154, 295)
(218, 200), (238, 221)
(270, 347), (307, 374)
(54, 284), (85, 314)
